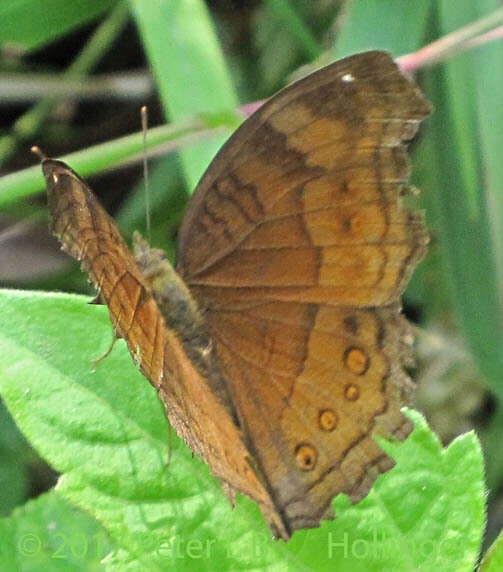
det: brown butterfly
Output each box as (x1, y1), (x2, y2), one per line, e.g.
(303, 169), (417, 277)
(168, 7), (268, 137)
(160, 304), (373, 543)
(37, 51), (430, 540)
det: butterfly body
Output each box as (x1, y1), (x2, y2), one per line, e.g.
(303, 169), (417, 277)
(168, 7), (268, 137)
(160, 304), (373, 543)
(41, 51), (430, 540)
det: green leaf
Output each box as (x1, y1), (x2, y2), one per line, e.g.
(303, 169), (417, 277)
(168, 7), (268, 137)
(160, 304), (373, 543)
(474, 6), (503, 314)
(263, 0), (321, 60)
(0, 0), (118, 52)
(129, 0), (238, 190)
(0, 402), (30, 516)
(480, 527), (503, 571)
(0, 290), (485, 570)
(291, 410), (485, 572)
(333, 0), (433, 57)
(0, 491), (112, 570)
(0, 290), (171, 498)
(425, 1), (503, 396)
(253, 1), (337, 92)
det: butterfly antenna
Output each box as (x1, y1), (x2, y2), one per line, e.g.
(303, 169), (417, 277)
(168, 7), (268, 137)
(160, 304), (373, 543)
(31, 145), (47, 161)
(141, 106), (151, 242)
(166, 424), (173, 468)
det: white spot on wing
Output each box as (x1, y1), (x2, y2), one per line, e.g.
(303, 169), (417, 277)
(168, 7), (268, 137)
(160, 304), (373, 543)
(341, 73), (354, 82)
(52, 173), (59, 183)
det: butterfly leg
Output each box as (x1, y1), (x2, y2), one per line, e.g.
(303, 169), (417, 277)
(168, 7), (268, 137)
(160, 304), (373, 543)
(91, 331), (120, 369)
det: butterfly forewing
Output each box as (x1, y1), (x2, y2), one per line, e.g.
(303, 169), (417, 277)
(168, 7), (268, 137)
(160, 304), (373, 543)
(41, 158), (290, 540)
